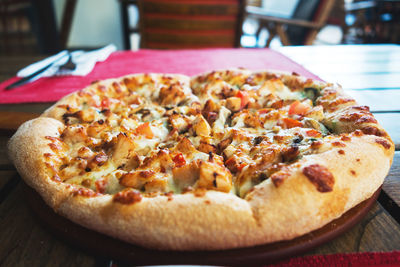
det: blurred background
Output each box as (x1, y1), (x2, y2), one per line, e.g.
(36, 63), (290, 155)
(0, 0), (399, 54)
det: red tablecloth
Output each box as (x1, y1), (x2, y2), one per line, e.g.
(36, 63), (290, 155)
(0, 48), (321, 104)
(271, 251), (400, 267)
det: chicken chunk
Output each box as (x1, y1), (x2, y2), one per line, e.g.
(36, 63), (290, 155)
(111, 133), (140, 170)
(172, 160), (200, 189)
(196, 161), (232, 192)
(192, 114), (211, 137)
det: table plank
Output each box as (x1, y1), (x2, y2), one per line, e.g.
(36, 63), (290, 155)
(383, 151), (400, 206)
(0, 136), (12, 169)
(289, 62), (400, 75)
(277, 45), (400, 90)
(358, 204), (400, 251)
(372, 113), (400, 150)
(0, 111), (40, 131)
(277, 45), (400, 63)
(0, 171), (17, 192)
(310, 202), (400, 255)
(0, 103), (53, 113)
(323, 73), (400, 90)
(347, 90), (400, 112)
(0, 182), (95, 267)
(0, 56), (46, 82)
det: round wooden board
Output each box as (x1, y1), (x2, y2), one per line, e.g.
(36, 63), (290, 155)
(24, 183), (380, 266)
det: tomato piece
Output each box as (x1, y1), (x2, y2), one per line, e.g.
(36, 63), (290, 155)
(306, 129), (321, 137)
(237, 162), (247, 172)
(236, 91), (250, 109)
(101, 98), (110, 108)
(282, 117), (303, 128)
(258, 108), (272, 114)
(225, 157), (247, 173)
(288, 101), (311, 116)
(173, 153), (186, 167)
(135, 122), (154, 139)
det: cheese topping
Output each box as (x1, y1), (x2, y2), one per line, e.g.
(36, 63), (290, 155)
(42, 70), (383, 201)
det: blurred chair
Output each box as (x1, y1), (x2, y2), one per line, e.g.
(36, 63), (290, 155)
(0, 0), (38, 54)
(119, 0), (140, 50)
(246, 0), (335, 47)
(137, 0), (245, 49)
(326, 0), (347, 42)
(344, 0), (400, 44)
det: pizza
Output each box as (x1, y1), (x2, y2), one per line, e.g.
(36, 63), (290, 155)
(8, 69), (394, 250)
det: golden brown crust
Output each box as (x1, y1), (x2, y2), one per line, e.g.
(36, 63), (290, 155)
(245, 134), (393, 244)
(8, 70), (394, 251)
(8, 118), (73, 207)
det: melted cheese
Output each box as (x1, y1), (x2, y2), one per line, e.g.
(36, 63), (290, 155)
(213, 106), (231, 133)
(46, 70), (336, 198)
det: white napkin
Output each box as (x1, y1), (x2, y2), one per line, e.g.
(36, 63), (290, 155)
(17, 44), (117, 80)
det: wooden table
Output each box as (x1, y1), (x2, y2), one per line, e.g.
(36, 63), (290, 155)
(1, 45), (400, 266)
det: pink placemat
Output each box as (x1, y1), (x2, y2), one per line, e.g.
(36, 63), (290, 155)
(0, 48), (321, 104)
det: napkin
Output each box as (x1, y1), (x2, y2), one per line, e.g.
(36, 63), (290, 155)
(17, 44), (117, 81)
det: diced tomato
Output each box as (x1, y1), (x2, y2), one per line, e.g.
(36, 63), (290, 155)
(236, 91), (250, 109)
(237, 162), (247, 172)
(225, 157), (247, 173)
(306, 129), (321, 137)
(224, 157), (237, 172)
(101, 98), (111, 108)
(257, 108), (271, 114)
(173, 153), (186, 167)
(288, 101), (311, 116)
(282, 117), (303, 128)
(135, 122), (154, 139)
(95, 179), (107, 194)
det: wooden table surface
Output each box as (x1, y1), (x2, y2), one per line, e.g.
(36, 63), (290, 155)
(1, 45), (400, 266)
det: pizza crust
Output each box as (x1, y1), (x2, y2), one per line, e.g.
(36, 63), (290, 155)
(8, 118), (71, 207)
(246, 134), (393, 243)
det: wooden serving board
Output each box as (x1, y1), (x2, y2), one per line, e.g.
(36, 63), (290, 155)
(23, 183), (381, 266)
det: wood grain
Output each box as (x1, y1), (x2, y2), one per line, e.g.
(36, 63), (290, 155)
(142, 2), (240, 16)
(277, 45), (400, 90)
(0, 136), (12, 169)
(143, 18), (237, 31)
(373, 113), (400, 150)
(277, 44), (400, 62)
(383, 151), (400, 206)
(0, 103), (53, 113)
(326, 73), (400, 90)
(0, 183), (95, 267)
(0, 171), (17, 192)
(0, 111), (40, 131)
(347, 90), (400, 112)
(310, 202), (400, 255)
(0, 56), (46, 82)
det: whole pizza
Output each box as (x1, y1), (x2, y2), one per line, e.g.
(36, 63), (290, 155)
(8, 69), (394, 250)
